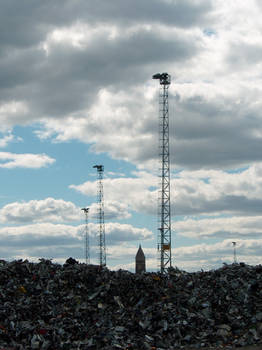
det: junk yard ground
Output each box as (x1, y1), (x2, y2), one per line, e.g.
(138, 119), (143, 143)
(0, 259), (262, 349)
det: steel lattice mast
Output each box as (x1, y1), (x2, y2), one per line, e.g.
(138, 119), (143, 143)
(81, 207), (90, 264)
(93, 165), (106, 267)
(232, 241), (237, 264)
(153, 72), (172, 274)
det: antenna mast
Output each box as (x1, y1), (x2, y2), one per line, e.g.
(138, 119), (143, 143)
(93, 165), (106, 267)
(153, 72), (172, 274)
(232, 241), (237, 264)
(81, 207), (90, 264)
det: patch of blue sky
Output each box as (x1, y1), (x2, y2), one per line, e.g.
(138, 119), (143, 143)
(171, 168), (184, 176)
(201, 177), (210, 184)
(203, 28), (216, 36)
(174, 213), (232, 221)
(5, 126), (135, 206)
(225, 166), (249, 174)
(119, 209), (155, 232)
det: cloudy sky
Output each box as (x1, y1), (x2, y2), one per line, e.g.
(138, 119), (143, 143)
(0, 0), (262, 272)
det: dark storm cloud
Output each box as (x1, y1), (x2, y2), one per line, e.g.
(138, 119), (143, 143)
(126, 92), (262, 169)
(0, 233), (78, 248)
(169, 95), (262, 169)
(0, 0), (213, 66)
(0, 0), (212, 52)
(0, 0), (85, 51)
(0, 0), (212, 158)
(172, 137), (262, 169)
(81, 0), (212, 27)
(86, 0), (210, 25)
(0, 47), (42, 93)
(3, 0), (260, 171)
(0, 4), (201, 119)
(175, 195), (262, 216)
(0, 227), (83, 260)
(37, 30), (196, 114)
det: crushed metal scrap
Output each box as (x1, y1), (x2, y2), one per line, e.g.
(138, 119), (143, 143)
(0, 258), (262, 349)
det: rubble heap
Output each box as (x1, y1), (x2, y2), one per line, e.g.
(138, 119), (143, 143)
(0, 259), (262, 349)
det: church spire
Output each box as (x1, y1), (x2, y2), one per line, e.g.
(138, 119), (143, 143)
(135, 245), (146, 273)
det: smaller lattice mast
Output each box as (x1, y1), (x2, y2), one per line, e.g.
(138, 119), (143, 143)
(93, 165), (106, 267)
(81, 207), (90, 264)
(232, 241), (237, 264)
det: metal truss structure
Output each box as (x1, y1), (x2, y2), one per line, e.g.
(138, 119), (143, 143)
(81, 207), (90, 264)
(93, 165), (106, 267)
(153, 72), (172, 274)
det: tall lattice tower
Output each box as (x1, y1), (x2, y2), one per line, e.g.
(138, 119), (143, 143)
(153, 72), (172, 274)
(93, 165), (106, 267)
(81, 207), (90, 264)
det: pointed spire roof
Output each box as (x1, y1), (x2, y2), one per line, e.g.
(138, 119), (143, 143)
(136, 244), (145, 261)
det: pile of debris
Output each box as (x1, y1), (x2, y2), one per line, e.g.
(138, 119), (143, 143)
(0, 258), (262, 349)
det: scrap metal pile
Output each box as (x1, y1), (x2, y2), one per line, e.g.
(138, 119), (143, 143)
(0, 258), (262, 349)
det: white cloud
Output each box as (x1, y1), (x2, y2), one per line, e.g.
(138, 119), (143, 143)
(0, 221), (153, 267)
(174, 164), (262, 215)
(71, 163), (262, 218)
(70, 170), (157, 215)
(0, 223), (81, 239)
(35, 88), (159, 168)
(0, 221), (261, 272)
(0, 198), (81, 224)
(175, 216), (262, 239)
(0, 101), (29, 131)
(106, 222), (153, 243)
(42, 23), (119, 53)
(0, 133), (19, 148)
(0, 152), (55, 169)
(0, 223), (83, 262)
(99, 238), (262, 272)
(88, 201), (131, 221)
(0, 1), (261, 170)
(84, 222), (153, 245)
(0, 222), (152, 248)
(108, 245), (154, 260)
(173, 238), (262, 271)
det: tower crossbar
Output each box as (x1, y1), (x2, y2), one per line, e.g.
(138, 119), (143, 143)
(93, 165), (106, 267)
(153, 72), (172, 274)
